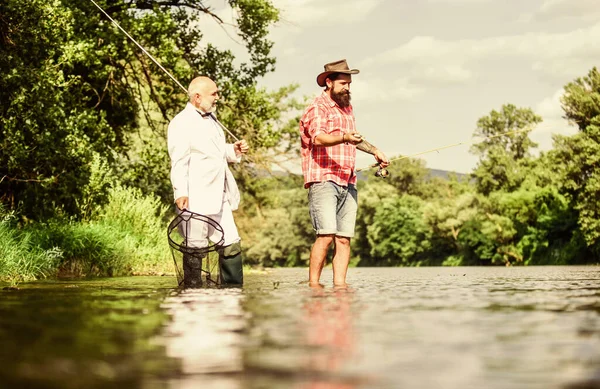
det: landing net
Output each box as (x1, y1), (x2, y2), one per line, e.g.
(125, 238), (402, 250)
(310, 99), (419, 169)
(167, 210), (225, 287)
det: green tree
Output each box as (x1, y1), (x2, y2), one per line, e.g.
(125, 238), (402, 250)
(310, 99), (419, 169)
(470, 104), (540, 159)
(375, 157), (429, 195)
(1, 0), (113, 218)
(494, 184), (587, 265)
(1, 0), (291, 220)
(241, 175), (313, 267)
(550, 67), (600, 251)
(424, 190), (480, 264)
(470, 104), (542, 195)
(367, 195), (433, 266)
(353, 179), (399, 266)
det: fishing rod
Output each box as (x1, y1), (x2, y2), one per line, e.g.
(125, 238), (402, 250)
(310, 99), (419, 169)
(356, 126), (536, 177)
(89, 0), (240, 142)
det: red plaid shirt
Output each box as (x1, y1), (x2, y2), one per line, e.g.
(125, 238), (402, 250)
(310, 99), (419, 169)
(299, 91), (357, 188)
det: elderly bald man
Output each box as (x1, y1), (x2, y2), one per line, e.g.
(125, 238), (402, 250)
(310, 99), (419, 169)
(168, 76), (249, 287)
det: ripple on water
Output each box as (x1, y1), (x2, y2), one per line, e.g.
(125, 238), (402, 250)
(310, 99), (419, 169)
(0, 267), (599, 389)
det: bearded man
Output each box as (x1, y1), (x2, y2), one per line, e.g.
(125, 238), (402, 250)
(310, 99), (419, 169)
(299, 59), (390, 288)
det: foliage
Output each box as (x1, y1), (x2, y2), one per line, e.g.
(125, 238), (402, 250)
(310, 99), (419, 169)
(353, 179), (399, 265)
(423, 191), (481, 265)
(0, 186), (172, 286)
(1, 0), (114, 219)
(1, 0), (289, 219)
(0, 206), (63, 286)
(372, 157), (428, 195)
(367, 195), (432, 266)
(470, 104), (541, 159)
(2, 0), (600, 274)
(241, 175), (313, 267)
(551, 68), (600, 250)
(561, 67), (600, 132)
(470, 104), (542, 195)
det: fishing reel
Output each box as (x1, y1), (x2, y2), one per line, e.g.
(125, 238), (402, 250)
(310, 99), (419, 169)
(375, 167), (389, 178)
(356, 163), (390, 178)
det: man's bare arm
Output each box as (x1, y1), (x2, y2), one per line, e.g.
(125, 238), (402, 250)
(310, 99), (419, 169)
(357, 139), (390, 167)
(356, 139), (377, 155)
(314, 132), (363, 146)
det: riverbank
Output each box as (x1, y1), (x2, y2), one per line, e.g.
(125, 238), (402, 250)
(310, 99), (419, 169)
(0, 186), (172, 286)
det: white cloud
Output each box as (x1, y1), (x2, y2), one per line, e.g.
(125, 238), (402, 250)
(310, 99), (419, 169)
(538, 0), (600, 21)
(362, 22), (600, 90)
(351, 76), (424, 104)
(427, 0), (490, 3)
(412, 65), (472, 85)
(274, 0), (383, 27)
(536, 88), (564, 123)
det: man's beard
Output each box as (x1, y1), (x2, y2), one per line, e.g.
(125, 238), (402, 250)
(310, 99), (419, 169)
(199, 99), (217, 113)
(331, 89), (351, 108)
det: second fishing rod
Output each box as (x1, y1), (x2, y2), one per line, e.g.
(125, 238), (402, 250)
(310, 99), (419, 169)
(355, 126), (536, 178)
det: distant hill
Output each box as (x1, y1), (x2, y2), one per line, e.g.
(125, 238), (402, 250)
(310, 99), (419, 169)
(264, 167), (469, 182)
(356, 168), (468, 181)
(427, 168), (469, 181)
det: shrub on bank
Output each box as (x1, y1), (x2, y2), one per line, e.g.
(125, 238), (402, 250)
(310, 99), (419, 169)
(0, 209), (63, 286)
(0, 186), (173, 286)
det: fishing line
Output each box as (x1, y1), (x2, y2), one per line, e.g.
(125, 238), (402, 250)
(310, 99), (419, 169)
(356, 126), (535, 174)
(89, 0), (240, 142)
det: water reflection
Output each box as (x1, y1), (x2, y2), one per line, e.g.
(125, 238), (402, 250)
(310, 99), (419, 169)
(298, 287), (358, 389)
(0, 277), (178, 388)
(158, 288), (246, 375)
(1, 268), (598, 389)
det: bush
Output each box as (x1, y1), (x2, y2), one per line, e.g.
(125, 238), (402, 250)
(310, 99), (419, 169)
(1, 186), (173, 285)
(0, 207), (63, 286)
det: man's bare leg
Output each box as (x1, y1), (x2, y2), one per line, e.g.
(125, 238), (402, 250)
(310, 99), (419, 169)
(332, 236), (351, 286)
(309, 234), (334, 286)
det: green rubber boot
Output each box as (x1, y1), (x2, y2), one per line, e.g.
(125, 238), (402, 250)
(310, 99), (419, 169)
(219, 241), (243, 285)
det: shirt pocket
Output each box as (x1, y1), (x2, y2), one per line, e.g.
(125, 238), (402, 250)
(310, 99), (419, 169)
(326, 113), (343, 135)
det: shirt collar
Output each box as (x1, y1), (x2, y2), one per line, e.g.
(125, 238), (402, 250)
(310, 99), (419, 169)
(186, 102), (212, 119)
(321, 91), (337, 108)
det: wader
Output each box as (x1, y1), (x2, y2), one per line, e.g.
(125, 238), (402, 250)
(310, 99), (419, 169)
(182, 242), (243, 287)
(183, 252), (205, 288)
(218, 241), (243, 285)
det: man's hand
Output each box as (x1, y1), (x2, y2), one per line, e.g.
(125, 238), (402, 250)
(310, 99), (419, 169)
(175, 196), (189, 211)
(374, 149), (390, 168)
(345, 132), (363, 145)
(234, 139), (249, 156)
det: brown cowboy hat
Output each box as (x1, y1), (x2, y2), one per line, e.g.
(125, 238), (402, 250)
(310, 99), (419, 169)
(316, 59), (360, 87)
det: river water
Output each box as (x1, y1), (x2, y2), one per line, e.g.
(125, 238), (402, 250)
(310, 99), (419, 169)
(0, 267), (598, 389)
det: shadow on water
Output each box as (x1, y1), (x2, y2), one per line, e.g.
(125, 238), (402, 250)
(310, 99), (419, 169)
(0, 267), (599, 389)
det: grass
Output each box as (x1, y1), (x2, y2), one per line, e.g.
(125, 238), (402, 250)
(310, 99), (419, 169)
(0, 186), (174, 286)
(0, 212), (63, 287)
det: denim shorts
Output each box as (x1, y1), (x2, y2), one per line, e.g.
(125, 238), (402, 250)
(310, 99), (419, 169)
(308, 181), (358, 238)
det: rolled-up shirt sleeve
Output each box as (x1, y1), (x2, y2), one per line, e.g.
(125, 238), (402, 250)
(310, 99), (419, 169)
(304, 104), (329, 144)
(168, 119), (190, 200)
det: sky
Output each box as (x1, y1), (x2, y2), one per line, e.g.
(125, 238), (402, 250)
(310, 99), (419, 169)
(201, 0), (600, 174)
